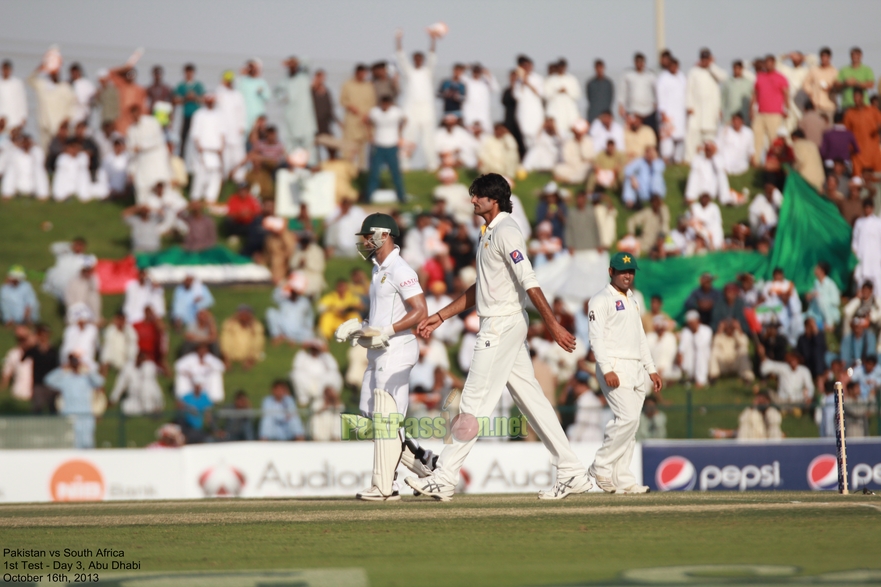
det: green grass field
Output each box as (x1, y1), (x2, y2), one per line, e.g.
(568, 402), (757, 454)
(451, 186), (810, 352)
(0, 165), (840, 447)
(0, 492), (879, 586)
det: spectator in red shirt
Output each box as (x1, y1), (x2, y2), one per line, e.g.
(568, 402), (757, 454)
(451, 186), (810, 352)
(133, 305), (169, 374)
(752, 55), (789, 166)
(224, 182), (263, 252)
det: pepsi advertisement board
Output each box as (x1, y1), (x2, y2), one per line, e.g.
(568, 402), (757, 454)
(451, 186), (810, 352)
(643, 438), (881, 492)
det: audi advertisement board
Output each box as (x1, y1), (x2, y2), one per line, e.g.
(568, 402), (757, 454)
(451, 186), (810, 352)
(643, 438), (881, 492)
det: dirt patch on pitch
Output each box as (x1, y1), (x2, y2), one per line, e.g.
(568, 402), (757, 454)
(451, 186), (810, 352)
(0, 500), (863, 528)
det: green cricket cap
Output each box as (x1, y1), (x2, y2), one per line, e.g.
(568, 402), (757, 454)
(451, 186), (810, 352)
(610, 252), (639, 271)
(356, 213), (399, 237)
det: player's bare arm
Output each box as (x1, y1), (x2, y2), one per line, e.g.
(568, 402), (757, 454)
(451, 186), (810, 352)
(417, 283), (476, 338)
(527, 287), (576, 353)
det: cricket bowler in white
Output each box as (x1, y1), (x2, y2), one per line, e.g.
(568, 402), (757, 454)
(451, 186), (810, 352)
(410, 173), (593, 501)
(334, 213), (436, 501)
(588, 252), (663, 493)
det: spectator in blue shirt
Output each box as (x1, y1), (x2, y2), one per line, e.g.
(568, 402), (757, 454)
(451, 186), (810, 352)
(685, 272), (721, 326)
(178, 384), (213, 443)
(171, 274), (214, 329)
(1, 265), (39, 325)
(44, 354), (104, 449)
(259, 380), (305, 441)
(851, 354), (881, 401)
(840, 317), (877, 367)
(438, 64), (466, 117)
(622, 145), (666, 209)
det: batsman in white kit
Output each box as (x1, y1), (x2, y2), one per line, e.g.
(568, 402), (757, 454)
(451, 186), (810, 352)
(587, 252), (663, 493)
(410, 173), (593, 501)
(334, 213), (436, 501)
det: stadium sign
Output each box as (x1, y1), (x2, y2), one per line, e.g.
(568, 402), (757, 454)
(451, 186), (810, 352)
(644, 438), (881, 491)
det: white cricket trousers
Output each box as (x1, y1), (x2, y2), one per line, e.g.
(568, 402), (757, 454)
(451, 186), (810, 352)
(434, 311), (587, 486)
(359, 337), (419, 417)
(591, 359), (648, 489)
(402, 103), (438, 171)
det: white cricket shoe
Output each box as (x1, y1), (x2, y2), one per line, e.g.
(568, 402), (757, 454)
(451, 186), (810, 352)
(589, 468), (617, 493)
(405, 475), (454, 502)
(618, 485), (651, 494)
(538, 473), (594, 500)
(356, 485), (401, 501)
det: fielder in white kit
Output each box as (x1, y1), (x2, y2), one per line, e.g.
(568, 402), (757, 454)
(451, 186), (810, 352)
(334, 213), (435, 501)
(409, 173), (593, 501)
(588, 252), (663, 493)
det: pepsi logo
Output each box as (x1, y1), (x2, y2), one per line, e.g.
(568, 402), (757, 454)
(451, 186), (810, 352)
(656, 456), (696, 491)
(807, 454), (839, 491)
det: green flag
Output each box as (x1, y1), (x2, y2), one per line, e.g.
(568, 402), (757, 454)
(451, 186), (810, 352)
(767, 170), (857, 294)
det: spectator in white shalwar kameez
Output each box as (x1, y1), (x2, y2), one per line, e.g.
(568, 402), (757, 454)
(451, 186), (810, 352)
(215, 71), (247, 182)
(685, 48), (728, 163)
(43, 238), (89, 301)
(291, 340), (344, 441)
(589, 111), (625, 151)
(434, 114), (476, 168)
(544, 58), (581, 140)
(28, 64), (78, 150)
(51, 140), (92, 202)
(690, 193), (725, 250)
(748, 183), (782, 239)
(678, 310), (712, 387)
(174, 343), (226, 403)
(324, 197), (367, 259)
(396, 30), (439, 171)
(0, 60), (28, 132)
(68, 63), (95, 125)
(61, 303), (100, 372)
(852, 199), (881, 296)
(277, 56), (317, 164)
(100, 312), (138, 373)
(1, 134), (49, 199)
(425, 281), (463, 346)
(656, 58), (687, 163)
(432, 167), (473, 226)
(478, 123), (520, 179)
(102, 136), (130, 197)
(462, 64), (497, 135)
(553, 118), (595, 184)
(126, 104), (170, 205)
(122, 269), (166, 324)
(646, 315), (681, 383)
(522, 118), (562, 172)
(716, 113), (755, 175)
(189, 94), (225, 203)
(685, 141), (732, 204)
(513, 55), (545, 149)
(109, 351), (164, 415)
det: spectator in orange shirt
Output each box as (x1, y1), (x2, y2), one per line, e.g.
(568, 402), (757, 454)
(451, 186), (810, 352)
(844, 88), (881, 176)
(224, 181), (262, 252)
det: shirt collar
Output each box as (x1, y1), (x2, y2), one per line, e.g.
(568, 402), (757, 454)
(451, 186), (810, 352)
(377, 246), (401, 270)
(486, 211), (509, 231)
(607, 283), (631, 297)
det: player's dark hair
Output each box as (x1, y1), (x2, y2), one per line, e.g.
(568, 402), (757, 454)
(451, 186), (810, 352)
(469, 173), (512, 213)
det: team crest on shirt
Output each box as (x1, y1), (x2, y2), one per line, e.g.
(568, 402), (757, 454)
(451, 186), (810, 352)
(615, 300), (625, 311)
(510, 250), (524, 264)
(381, 274), (388, 284)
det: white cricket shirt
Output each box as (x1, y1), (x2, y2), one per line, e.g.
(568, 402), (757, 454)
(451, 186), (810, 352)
(475, 212), (540, 317)
(588, 283), (657, 375)
(368, 246), (423, 343)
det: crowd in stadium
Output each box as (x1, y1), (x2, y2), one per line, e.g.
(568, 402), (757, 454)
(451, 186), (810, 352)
(1, 30), (880, 449)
